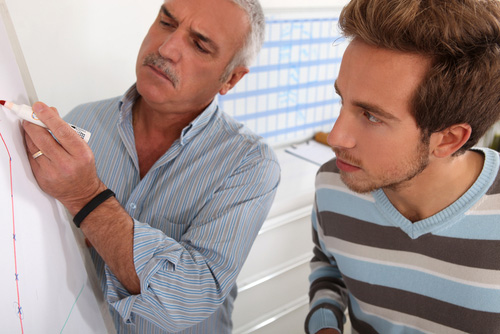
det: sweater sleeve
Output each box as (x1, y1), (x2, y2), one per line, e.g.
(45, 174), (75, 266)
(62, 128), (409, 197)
(305, 198), (349, 334)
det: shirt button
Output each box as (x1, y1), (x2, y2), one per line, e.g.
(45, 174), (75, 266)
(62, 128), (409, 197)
(130, 203), (137, 210)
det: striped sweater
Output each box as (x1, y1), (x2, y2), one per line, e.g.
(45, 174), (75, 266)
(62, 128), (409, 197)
(306, 147), (500, 334)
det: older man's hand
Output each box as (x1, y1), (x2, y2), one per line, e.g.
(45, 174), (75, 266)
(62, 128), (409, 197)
(23, 102), (106, 215)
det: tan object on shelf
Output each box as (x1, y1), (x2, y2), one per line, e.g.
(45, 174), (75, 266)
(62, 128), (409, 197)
(314, 131), (329, 146)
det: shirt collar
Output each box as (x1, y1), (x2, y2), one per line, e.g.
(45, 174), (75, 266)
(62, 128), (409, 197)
(117, 84), (219, 146)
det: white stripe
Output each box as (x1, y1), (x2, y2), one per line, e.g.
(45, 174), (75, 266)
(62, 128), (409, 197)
(316, 171), (375, 202)
(467, 193), (500, 214)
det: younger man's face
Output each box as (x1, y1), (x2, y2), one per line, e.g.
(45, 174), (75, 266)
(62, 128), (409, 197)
(328, 39), (432, 193)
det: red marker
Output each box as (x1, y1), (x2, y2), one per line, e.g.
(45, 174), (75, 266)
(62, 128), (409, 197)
(0, 100), (91, 142)
(0, 100), (47, 127)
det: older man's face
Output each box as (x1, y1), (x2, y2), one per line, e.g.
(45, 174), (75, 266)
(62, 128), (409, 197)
(135, 0), (250, 114)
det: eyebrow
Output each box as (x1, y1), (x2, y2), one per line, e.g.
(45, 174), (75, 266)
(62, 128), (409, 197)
(161, 5), (174, 21)
(334, 81), (401, 122)
(160, 5), (219, 54)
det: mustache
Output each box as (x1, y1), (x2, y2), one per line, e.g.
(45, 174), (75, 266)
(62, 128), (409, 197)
(333, 149), (362, 167)
(143, 53), (180, 88)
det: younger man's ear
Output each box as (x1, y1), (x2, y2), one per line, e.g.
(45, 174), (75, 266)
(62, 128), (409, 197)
(430, 123), (472, 158)
(219, 66), (249, 95)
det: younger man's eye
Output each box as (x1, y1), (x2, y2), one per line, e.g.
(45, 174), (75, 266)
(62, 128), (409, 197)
(364, 111), (382, 124)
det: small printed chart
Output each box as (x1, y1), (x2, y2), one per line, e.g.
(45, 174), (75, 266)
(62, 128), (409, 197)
(219, 11), (348, 146)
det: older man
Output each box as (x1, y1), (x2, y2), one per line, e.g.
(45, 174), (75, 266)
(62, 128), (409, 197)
(23, 0), (280, 333)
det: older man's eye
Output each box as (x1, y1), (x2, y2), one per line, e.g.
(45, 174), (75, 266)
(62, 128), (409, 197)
(194, 41), (209, 54)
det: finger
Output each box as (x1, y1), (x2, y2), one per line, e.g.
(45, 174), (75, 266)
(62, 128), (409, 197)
(24, 129), (38, 154)
(23, 128), (49, 182)
(31, 102), (86, 156)
(23, 126), (49, 162)
(22, 118), (61, 162)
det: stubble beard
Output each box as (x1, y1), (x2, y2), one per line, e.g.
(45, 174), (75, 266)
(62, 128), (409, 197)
(337, 139), (430, 194)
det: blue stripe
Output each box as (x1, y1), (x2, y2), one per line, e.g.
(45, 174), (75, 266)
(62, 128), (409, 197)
(220, 79), (335, 100)
(332, 253), (500, 313)
(315, 188), (394, 227)
(259, 119), (335, 138)
(308, 265), (343, 283)
(222, 98), (340, 122)
(266, 18), (339, 24)
(349, 295), (428, 334)
(433, 214), (500, 239)
(262, 37), (344, 48)
(248, 58), (342, 74)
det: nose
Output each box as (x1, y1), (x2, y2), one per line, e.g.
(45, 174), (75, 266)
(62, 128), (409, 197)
(158, 31), (183, 63)
(327, 109), (356, 149)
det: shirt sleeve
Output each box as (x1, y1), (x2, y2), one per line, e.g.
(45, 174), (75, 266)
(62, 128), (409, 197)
(305, 197), (348, 334)
(104, 151), (281, 332)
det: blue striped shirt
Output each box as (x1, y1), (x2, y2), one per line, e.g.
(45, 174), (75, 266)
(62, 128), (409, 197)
(65, 85), (280, 333)
(306, 147), (500, 334)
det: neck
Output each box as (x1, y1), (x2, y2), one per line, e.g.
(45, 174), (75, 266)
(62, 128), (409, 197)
(132, 97), (203, 178)
(132, 97), (202, 137)
(383, 150), (484, 222)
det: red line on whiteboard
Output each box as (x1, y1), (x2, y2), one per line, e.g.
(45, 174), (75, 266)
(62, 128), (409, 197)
(0, 132), (24, 333)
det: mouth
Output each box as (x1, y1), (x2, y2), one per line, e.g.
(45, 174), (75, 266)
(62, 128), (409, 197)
(142, 54), (179, 88)
(149, 65), (169, 79)
(147, 64), (176, 86)
(336, 157), (361, 172)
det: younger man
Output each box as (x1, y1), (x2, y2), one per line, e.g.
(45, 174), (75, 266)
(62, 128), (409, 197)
(306, 0), (500, 333)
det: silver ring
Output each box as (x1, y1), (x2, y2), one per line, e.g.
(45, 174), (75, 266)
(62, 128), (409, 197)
(32, 150), (43, 159)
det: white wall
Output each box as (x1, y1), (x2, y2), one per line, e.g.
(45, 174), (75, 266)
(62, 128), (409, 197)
(5, 0), (346, 116)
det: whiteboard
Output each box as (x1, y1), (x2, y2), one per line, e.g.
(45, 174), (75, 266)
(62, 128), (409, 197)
(0, 1), (114, 332)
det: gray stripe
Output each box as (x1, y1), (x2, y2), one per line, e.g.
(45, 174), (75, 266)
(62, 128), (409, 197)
(318, 158), (339, 174)
(347, 299), (378, 334)
(486, 167), (500, 195)
(319, 234), (500, 287)
(318, 211), (500, 270)
(344, 275), (500, 333)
